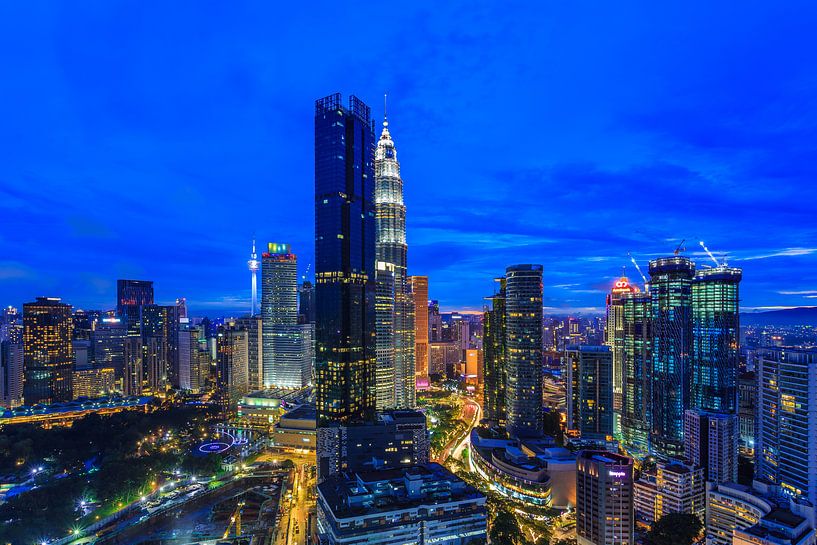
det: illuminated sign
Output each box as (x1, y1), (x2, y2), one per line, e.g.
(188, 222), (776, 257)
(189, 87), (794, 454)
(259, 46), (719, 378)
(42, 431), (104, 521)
(609, 471), (627, 478)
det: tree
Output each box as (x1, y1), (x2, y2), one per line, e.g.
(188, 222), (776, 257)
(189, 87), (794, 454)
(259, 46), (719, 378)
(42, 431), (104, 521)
(552, 539), (577, 545)
(647, 513), (703, 545)
(489, 511), (520, 544)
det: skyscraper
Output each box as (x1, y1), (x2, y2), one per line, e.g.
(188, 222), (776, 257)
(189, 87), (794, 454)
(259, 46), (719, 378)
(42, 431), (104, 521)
(23, 297), (74, 405)
(756, 347), (817, 506)
(576, 451), (635, 545)
(116, 279), (154, 335)
(216, 323), (249, 402)
(261, 242), (302, 388)
(605, 276), (639, 437)
(298, 280), (315, 324)
(648, 256), (695, 459)
(409, 276), (429, 385)
(683, 409), (738, 484)
(566, 345), (614, 439)
(314, 93), (376, 425)
(620, 292), (652, 455)
(483, 278), (507, 426)
(236, 315), (263, 391)
(505, 264), (543, 438)
(374, 111), (415, 410)
(140, 304), (179, 392)
(691, 266), (742, 412)
(375, 262), (396, 409)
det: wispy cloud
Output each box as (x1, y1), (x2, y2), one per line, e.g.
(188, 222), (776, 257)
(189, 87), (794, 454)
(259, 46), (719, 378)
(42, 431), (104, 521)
(778, 289), (817, 295)
(737, 248), (817, 261)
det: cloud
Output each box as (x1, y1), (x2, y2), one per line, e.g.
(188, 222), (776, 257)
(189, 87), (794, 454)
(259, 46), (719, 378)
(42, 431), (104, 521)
(0, 261), (35, 280)
(778, 290), (817, 295)
(738, 248), (817, 261)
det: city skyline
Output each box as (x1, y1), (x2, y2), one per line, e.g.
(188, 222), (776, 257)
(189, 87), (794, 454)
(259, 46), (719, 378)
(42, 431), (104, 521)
(3, 3), (817, 315)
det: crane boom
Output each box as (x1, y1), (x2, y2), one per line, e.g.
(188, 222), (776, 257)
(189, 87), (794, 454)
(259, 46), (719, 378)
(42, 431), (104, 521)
(628, 253), (649, 291)
(699, 241), (721, 267)
(674, 239), (686, 256)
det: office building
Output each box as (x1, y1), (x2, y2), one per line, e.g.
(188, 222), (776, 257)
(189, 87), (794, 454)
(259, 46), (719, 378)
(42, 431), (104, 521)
(691, 267), (742, 412)
(72, 368), (115, 398)
(314, 93), (376, 425)
(236, 316), (263, 391)
(576, 450), (635, 545)
(298, 280), (315, 324)
(270, 323), (313, 389)
(1, 336), (23, 408)
(620, 291), (652, 455)
(634, 460), (705, 526)
(428, 300), (442, 342)
(92, 317), (127, 380)
(738, 371), (757, 456)
(733, 508), (815, 545)
(756, 348), (817, 506)
(216, 322), (249, 402)
(606, 277), (640, 438)
(123, 335), (143, 396)
(429, 341), (461, 378)
(566, 345), (614, 439)
(141, 304), (178, 391)
(483, 277), (507, 426)
(116, 279), (154, 335)
(261, 242), (297, 385)
(23, 297), (74, 405)
(706, 483), (774, 545)
(317, 463), (487, 545)
(375, 262), (396, 409)
(374, 113), (414, 410)
(684, 409), (738, 484)
(649, 256), (695, 459)
(409, 276), (429, 385)
(505, 264), (544, 438)
(317, 409), (429, 478)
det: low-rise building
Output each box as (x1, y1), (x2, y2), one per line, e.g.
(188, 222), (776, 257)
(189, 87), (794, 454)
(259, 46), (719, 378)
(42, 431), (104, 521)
(706, 482), (773, 545)
(317, 463), (487, 545)
(733, 507), (816, 545)
(272, 404), (315, 450)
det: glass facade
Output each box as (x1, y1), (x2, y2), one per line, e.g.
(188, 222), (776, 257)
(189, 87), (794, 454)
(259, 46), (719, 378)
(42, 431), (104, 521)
(620, 292), (652, 456)
(691, 267), (742, 412)
(116, 279), (154, 335)
(483, 278), (507, 426)
(23, 297), (74, 405)
(648, 256), (695, 459)
(566, 345), (614, 439)
(314, 93), (376, 425)
(505, 264), (543, 438)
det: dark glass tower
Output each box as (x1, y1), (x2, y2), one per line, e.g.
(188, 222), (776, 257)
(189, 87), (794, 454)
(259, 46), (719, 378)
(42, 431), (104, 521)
(483, 277), (507, 426)
(116, 279), (154, 335)
(504, 264), (543, 438)
(23, 297), (74, 404)
(691, 266), (742, 412)
(314, 93), (377, 425)
(620, 292), (652, 456)
(648, 256), (695, 459)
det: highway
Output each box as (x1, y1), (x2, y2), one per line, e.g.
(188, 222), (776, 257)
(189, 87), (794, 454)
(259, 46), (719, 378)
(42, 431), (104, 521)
(436, 396), (481, 466)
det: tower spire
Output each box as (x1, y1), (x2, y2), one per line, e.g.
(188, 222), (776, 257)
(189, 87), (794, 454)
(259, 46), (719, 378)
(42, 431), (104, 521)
(383, 92), (388, 127)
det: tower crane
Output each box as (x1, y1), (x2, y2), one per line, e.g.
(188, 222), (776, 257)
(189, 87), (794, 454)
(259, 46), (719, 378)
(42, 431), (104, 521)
(628, 253), (649, 292)
(674, 239), (686, 256)
(222, 500), (245, 540)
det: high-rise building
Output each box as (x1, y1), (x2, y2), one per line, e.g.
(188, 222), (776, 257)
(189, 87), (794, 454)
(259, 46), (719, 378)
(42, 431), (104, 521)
(140, 304), (179, 391)
(374, 112), (415, 410)
(483, 277), (507, 426)
(756, 347), (817, 506)
(314, 93), (376, 425)
(428, 300), (442, 342)
(123, 335), (143, 396)
(116, 279), (154, 335)
(605, 277), (640, 438)
(236, 316), (263, 391)
(576, 450), (635, 545)
(684, 409), (738, 484)
(216, 322), (249, 402)
(298, 280), (315, 324)
(738, 371), (757, 456)
(72, 368), (115, 398)
(375, 262), (396, 409)
(1, 333), (23, 408)
(634, 460), (705, 526)
(620, 292), (652, 455)
(691, 266), (742, 412)
(261, 242), (303, 388)
(566, 345), (614, 439)
(409, 276), (429, 385)
(92, 317), (127, 382)
(649, 256), (695, 459)
(505, 264), (544, 438)
(23, 297), (74, 405)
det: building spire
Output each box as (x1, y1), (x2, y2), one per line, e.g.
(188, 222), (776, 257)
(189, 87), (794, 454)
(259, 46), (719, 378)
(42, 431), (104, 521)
(383, 92), (388, 127)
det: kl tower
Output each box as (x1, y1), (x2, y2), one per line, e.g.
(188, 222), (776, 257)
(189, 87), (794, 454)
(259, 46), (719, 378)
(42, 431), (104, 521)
(248, 239), (260, 316)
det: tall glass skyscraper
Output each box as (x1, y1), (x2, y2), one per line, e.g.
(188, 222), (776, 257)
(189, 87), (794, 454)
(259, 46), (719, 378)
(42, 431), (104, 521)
(648, 256), (695, 459)
(23, 297), (74, 404)
(505, 264), (543, 438)
(483, 277), (507, 426)
(374, 115), (415, 409)
(691, 266), (742, 412)
(261, 243), (311, 389)
(605, 277), (640, 438)
(409, 276), (429, 385)
(116, 279), (154, 335)
(566, 345), (614, 439)
(314, 93), (376, 425)
(375, 262), (396, 409)
(620, 292), (652, 455)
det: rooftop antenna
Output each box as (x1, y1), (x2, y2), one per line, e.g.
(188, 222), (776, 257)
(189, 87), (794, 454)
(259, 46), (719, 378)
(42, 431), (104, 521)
(383, 92), (389, 128)
(699, 240), (721, 267)
(628, 253), (649, 291)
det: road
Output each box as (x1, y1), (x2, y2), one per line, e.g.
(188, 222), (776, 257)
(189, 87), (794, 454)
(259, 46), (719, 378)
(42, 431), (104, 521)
(437, 396), (481, 465)
(254, 451), (315, 545)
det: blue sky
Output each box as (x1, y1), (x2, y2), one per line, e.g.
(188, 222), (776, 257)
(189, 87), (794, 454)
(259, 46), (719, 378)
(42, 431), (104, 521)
(2, 2), (816, 315)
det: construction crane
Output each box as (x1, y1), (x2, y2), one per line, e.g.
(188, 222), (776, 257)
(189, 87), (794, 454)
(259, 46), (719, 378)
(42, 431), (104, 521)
(674, 239), (686, 256)
(699, 240), (722, 267)
(223, 500), (245, 540)
(628, 253), (649, 291)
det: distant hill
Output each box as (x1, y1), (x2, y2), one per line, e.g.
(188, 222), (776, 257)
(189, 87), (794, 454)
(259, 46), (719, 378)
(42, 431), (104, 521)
(741, 307), (817, 326)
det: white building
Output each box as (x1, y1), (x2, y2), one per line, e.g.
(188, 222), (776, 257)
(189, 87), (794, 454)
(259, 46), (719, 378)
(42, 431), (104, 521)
(634, 460), (705, 526)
